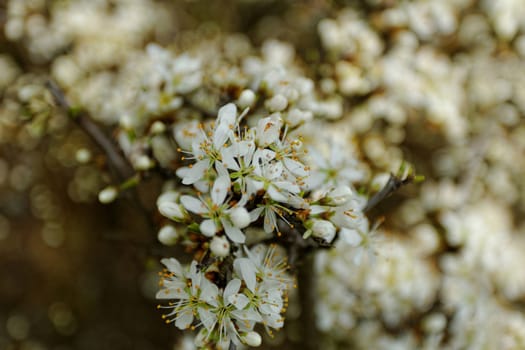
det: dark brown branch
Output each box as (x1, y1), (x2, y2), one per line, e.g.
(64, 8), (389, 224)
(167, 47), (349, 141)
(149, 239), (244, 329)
(45, 80), (134, 181)
(364, 172), (416, 213)
(46, 80), (158, 235)
(297, 253), (320, 350)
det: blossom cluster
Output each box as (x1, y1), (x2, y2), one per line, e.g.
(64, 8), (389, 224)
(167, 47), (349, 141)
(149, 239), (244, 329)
(157, 244), (290, 349)
(152, 101), (374, 347)
(3, 0), (525, 349)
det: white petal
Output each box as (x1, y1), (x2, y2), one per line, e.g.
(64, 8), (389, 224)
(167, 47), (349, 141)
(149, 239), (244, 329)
(160, 258), (184, 277)
(249, 207), (264, 222)
(263, 210), (277, 233)
(274, 180), (300, 193)
(217, 103), (237, 126)
(180, 195), (207, 214)
(215, 161), (230, 177)
(267, 186), (289, 203)
(239, 258), (257, 292)
(175, 309), (194, 329)
(283, 157), (308, 177)
(222, 219), (246, 243)
(212, 175), (230, 205)
(340, 228), (362, 246)
(200, 278), (220, 306)
(221, 147), (240, 171)
(229, 293), (250, 310)
(156, 283), (187, 299)
(213, 124), (230, 149)
(181, 160), (209, 185)
(224, 278), (241, 302)
(198, 307), (217, 332)
(231, 308), (263, 322)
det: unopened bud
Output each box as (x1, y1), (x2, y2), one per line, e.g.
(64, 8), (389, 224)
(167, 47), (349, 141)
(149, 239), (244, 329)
(230, 207), (250, 229)
(157, 225), (179, 246)
(328, 185), (353, 205)
(210, 236), (230, 257)
(98, 186), (118, 204)
(265, 94), (288, 112)
(311, 219), (336, 243)
(244, 331), (262, 347)
(158, 202), (185, 220)
(238, 89), (256, 108)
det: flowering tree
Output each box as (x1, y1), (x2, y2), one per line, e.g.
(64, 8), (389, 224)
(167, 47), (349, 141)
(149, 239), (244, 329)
(3, 1), (525, 350)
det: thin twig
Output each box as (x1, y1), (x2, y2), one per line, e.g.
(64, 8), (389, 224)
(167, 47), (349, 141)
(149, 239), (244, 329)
(364, 173), (415, 213)
(46, 80), (134, 181)
(46, 80), (158, 234)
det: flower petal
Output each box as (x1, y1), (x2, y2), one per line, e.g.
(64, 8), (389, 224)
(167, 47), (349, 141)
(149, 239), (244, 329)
(236, 258), (257, 292)
(222, 219), (246, 243)
(198, 307), (217, 332)
(181, 159), (209, 185)
(339, 228), (362, 246)
(180, 195), (207, 214)
(175, 309), (194, 330)
(160, 258), (184, 277)
(212, 175), (230, 205)
(224, 278), (241, 302)
(229, 293), (250, 310)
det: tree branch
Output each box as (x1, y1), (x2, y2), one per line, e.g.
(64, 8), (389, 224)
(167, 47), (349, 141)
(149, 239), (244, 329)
(364, 169), (421, 213)
(45, 80), (134, 181)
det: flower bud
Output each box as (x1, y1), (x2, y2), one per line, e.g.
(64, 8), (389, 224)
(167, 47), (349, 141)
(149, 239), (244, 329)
(244, 331), (262, 347)
(75, 148), (91, 163)
(230, 207), (250, 228)
(265, 94), (288, 112)
(200, 219), (218, 237)
(256, 114), (282, 147)
(158, 201), (185, 220)
(98, 186), (118, 204)
(157, 225), (179, 246)
(237, 89), (256, 108)
(327, 185), (353, 205)
(311, 219), (336, 243)
(150, 121), (166, 134)
(210, 236), (230, 257)
(133, 155), (154, 170)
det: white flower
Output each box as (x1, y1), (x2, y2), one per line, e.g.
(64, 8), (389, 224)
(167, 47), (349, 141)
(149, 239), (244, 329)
(256, 113), (283, 147)
(197, 278), (255, 347)
(326, 185), (354, 205)
(176, 104), (239, 185)
(339, 218), (380, 265)
(240, 244), (291, 289)
(306, 140), (365, 190)
(286, 108), (313, 127)
(232, 247), (289, 333)
(180, 175), (246, 243)
(157, 260), (218, 330)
